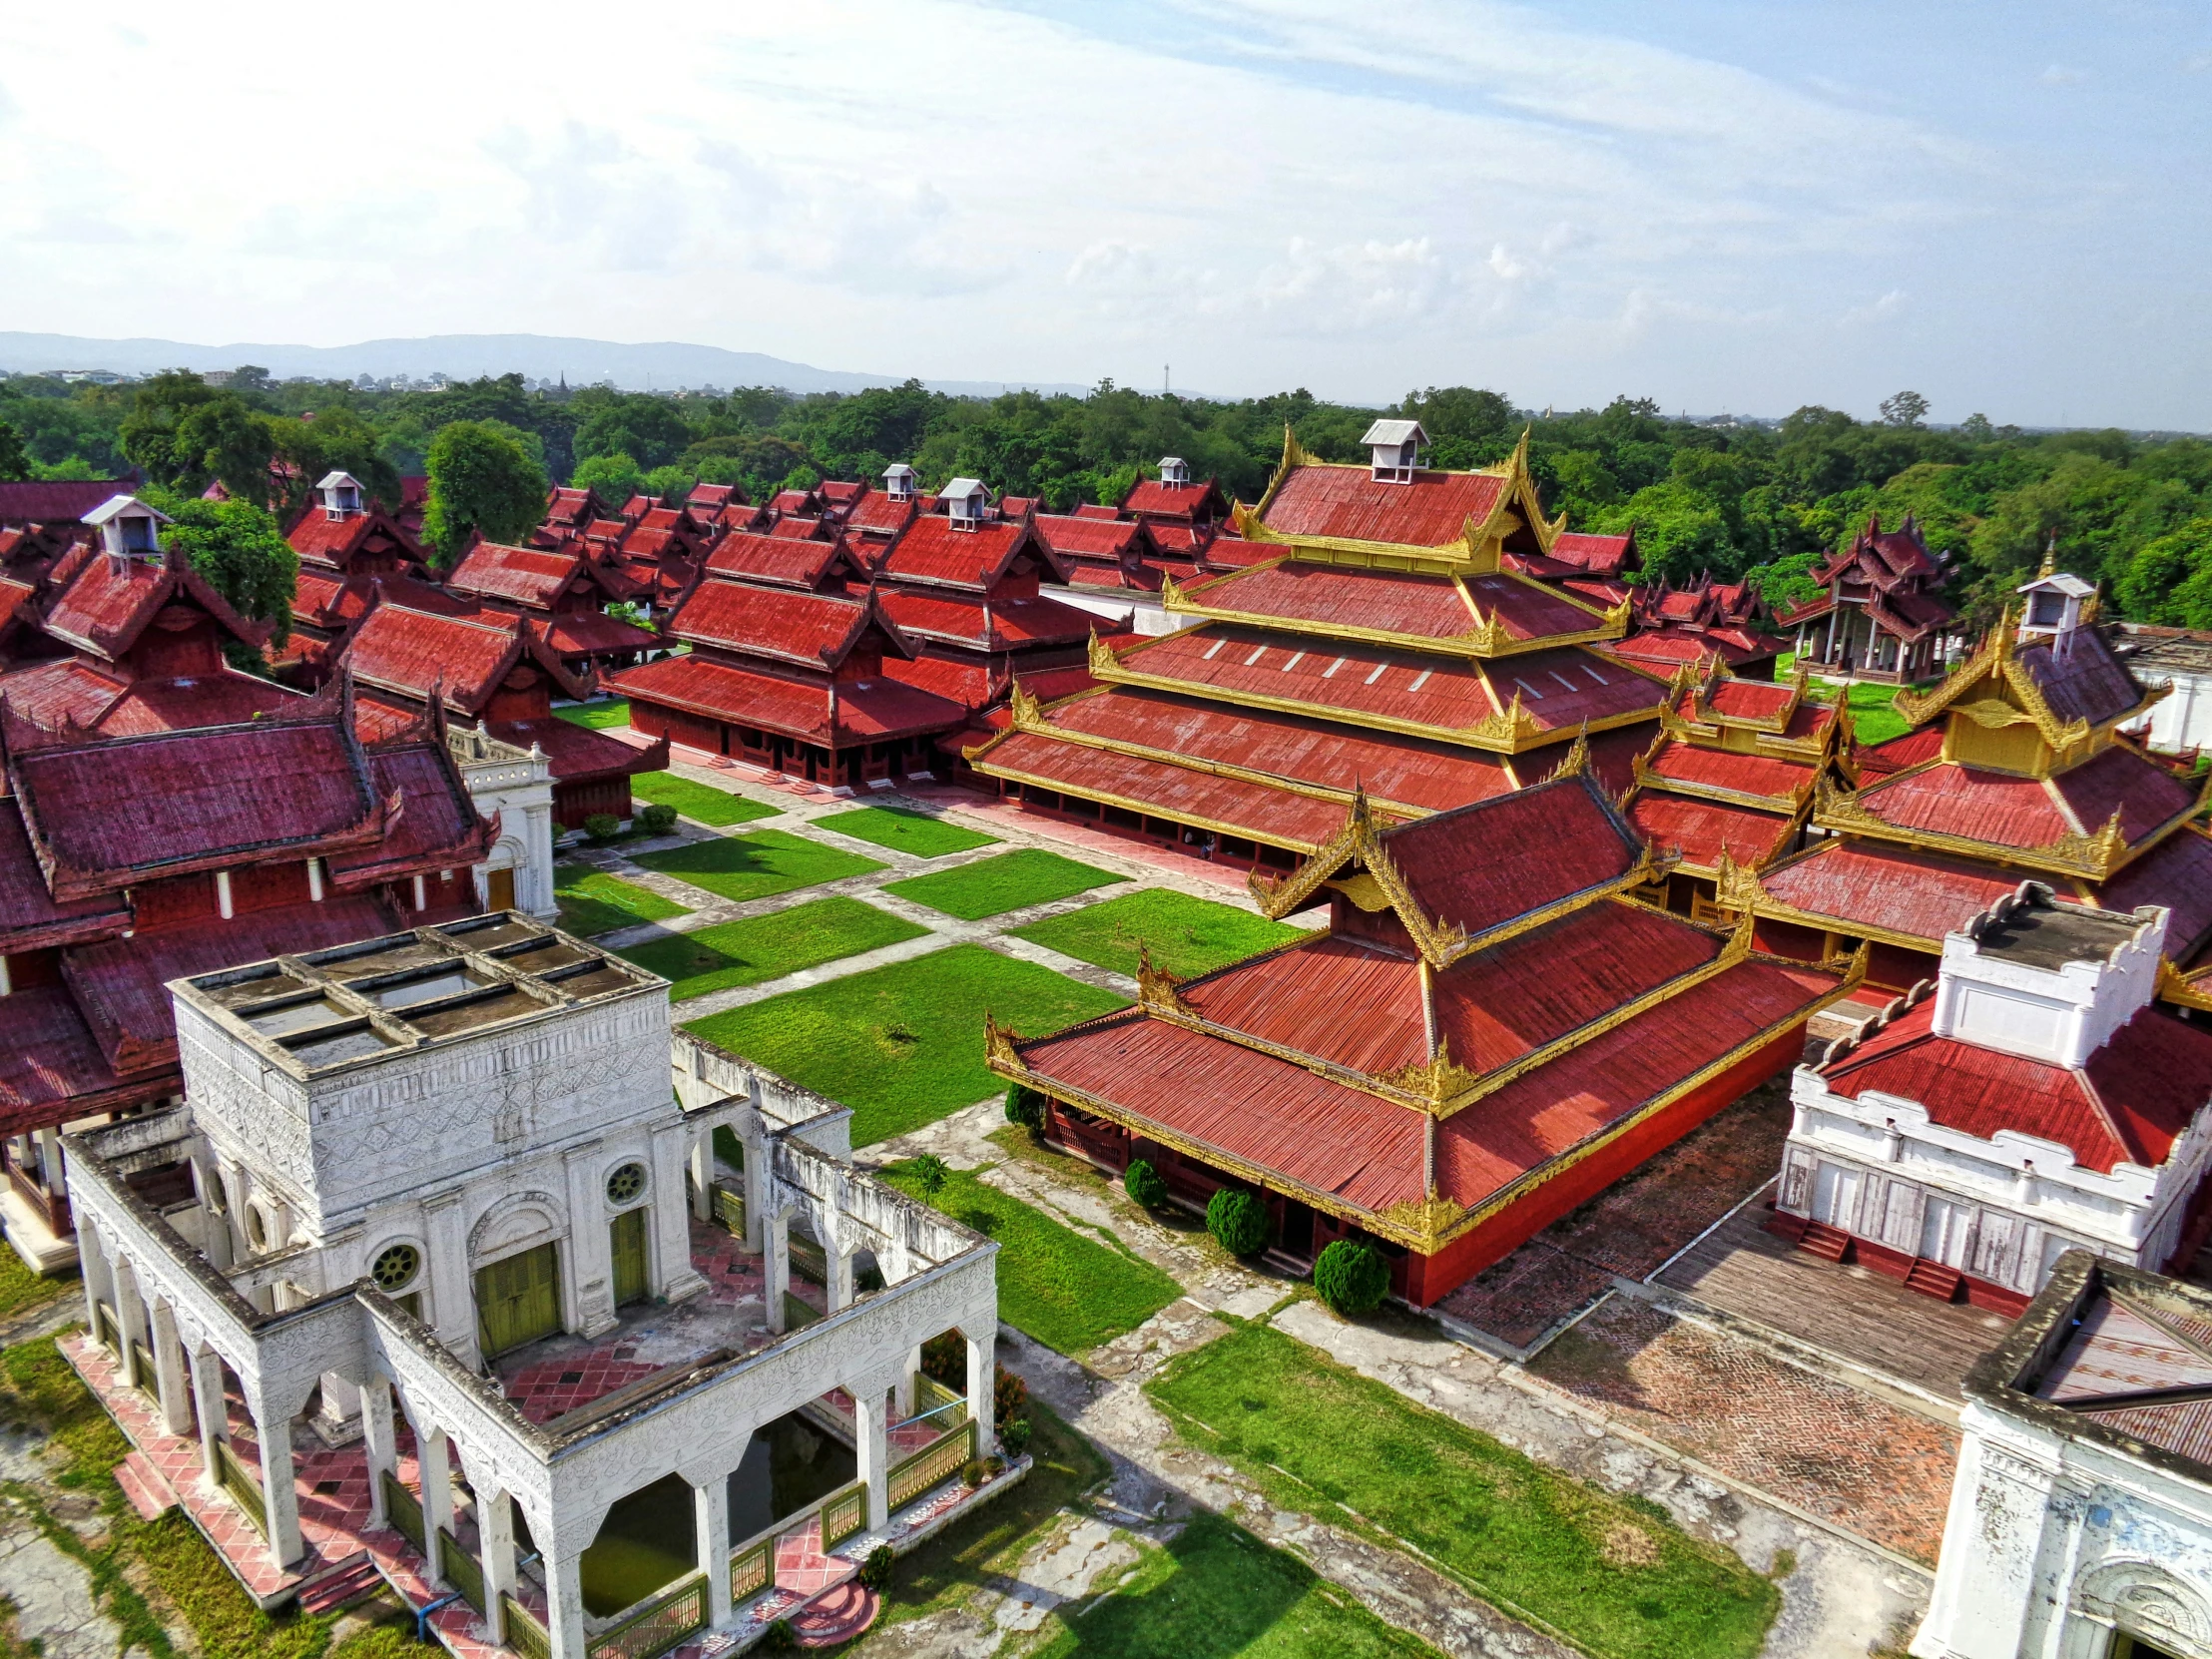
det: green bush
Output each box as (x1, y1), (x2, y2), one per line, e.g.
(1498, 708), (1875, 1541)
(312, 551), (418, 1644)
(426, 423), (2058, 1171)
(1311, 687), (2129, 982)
(582, 812), (621, 841)
(1206, 1188), (1269, 1257)
(636, 802), (678, 834)
(1124, 1158), (1168, 1209)
(764, 1619), (797, 1650)
(999, 1415), (1033, 1457)
(1313, 1239), (1389, 1316)
(1003, 1083), (1044, 1133)
(962, 1458), (988, 1487)
(858, 1544), (895, 1590)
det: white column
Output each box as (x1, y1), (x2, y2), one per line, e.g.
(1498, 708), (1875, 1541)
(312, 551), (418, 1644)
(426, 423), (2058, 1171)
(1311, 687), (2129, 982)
(649, 1122), (706, 1303)
(255, 1405), (305, 1567)
(481, 1488), (518, 1645)
(562, 1143), (616, 1339)
(895, 1347), (920, 1419)
(188, 1346), (230, 1478)
(419, 1424), (455, 1582)
(687, 1134), (713, 1224)
(147, 1300), (193, 1437)
(853, 1383), (890, 1531)
(546, 1545), (590, 1659)
(360, 1378), (397, 1528)
(827, 1243), (853, 1316)
(965, 1322), (997, 1455)
(765, 1212), (791, 1336)
(695, 1475), (732, 1627)
(112, 1257), (147, 1388)
(419, 1188), (474, 1363)
(78, 1225), (114, 1341)
(740, 1128), (770, 1253)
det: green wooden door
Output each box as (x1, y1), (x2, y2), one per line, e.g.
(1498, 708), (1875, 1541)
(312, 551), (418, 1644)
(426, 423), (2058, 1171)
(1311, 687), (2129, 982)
(474, 1243), (562, 1358)
(610, 1207), (649, 1309)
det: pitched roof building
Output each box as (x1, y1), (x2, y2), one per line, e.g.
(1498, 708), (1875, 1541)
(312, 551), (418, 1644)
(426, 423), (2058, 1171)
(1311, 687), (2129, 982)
(1776, 513), (1960, 684)
(443, 539), (659, 677)
(988, 761), (1857, 1304)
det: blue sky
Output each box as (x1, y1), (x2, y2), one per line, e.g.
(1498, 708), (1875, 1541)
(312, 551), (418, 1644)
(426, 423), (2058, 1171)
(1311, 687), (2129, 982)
(0, 1), (2204, 426)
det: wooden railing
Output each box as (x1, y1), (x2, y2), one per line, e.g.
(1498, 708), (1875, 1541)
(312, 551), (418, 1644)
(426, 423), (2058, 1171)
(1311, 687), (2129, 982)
(886, 1419), (975, 1513)
(382, 1470), (426, 1557)
(502, 1593), (552, 1659)
(912, 1374), (967, 1424)
(586, 1571), (707, 1659)
(788, 1233), (828, 1284)
(93, 1302), (122, 1358)
(6, 1162), (68, 1237)
(710, 1182), (746, 1238)
(439, 1525), (485, 1613)
(216, 1440), (266, 1533)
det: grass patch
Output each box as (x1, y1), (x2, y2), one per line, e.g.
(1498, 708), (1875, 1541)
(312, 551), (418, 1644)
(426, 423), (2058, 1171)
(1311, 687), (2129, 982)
(0, 1250), (69, 1325)
(555, 699), (633, 730)
(883, 848), (1120, 920)
(629, 771), (779, 828)
(682, 943), (1126, 1144)
(613, 897), (926, 1001)
(631, 828), (885, 905)
(1012, 887), (1307, 979)
(1147, 1324), (1779, 1659)
(1, 1337), (130, 1488)
(1037, 1510), (1438, 1659)
(881, 1160), (1181, 1355)
(1845, 681), (1911, 747)
(812, 805), (999, 856)
(552, 863), (690, 937)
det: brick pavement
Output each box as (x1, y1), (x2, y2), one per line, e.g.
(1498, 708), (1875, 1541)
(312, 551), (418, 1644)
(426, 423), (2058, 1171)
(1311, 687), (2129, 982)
(1527, 1296), (1958, 1565)
(1435, 1081), (1793, 1350)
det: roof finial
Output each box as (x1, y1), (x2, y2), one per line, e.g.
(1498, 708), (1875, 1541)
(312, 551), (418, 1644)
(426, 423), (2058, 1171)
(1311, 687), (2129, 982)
(2037, 529), (2058, 580)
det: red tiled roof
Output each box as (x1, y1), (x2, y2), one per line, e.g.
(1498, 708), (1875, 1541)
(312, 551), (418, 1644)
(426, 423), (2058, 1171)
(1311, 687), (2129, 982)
(2050, 745), (2201, 841)
(1647, 741), (1814, 803)
(883, 651), (1003, 711)
(2102, 828), (2212, 958)
(0, 985), (137, 1130)
(286, 507), (424, 572)
(1628, 793), (1796, 869)
(1016, 1009), (1429, 1214)
(1377, 772), (1643, 942)
(842, 492), (918, 538)
(1122, 476), (1228, 520)
(1854, 748), (2196, 852)
(11, 716), (385, 897)
(41, 547), (264, 662)
(325, 740), (495, 885)
(979, 730), (1355, 850)
(609, 654), (966, 746)
(877, 589), (1097, 651)
(447, 541), (588, 608)
(705, 531), (854, 590)
(768, 516), (829, 541)
(769, 489), (816, 515)
(667, 580), (879, 669)
(0, 480), (136, 524)
(1435, 958), (1839, 1208)
(1261, 463), (1506, 548)
(342, 603), (566, 712)
(0, 659), (132, 734)
(876, 514), (1062, 589)
(1033, 687), (1514, 815)
(1705, 680), (1797, 722)
(1181, 935), (1426, 1076)
(1858, 724), (1944, 777)
(293, 570), (471, 631)
(0, 798), (129, 952)
(1032, 514), (1142, 561)
(91, 674), (300, 737)
(538, 611), (659, 657)
(1548, 531), (1634, 576)
(1182, 563), (1475, 641)
(1757, 839), (2022, 942)
(1605, 624), (1786, 672)
(1825, 1001), (2212, 1174)
(485, 717), (666, 784)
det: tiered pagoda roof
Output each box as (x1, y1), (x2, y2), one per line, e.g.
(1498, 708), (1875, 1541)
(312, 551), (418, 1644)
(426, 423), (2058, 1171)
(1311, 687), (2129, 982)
(989, 760), (1857, 1302)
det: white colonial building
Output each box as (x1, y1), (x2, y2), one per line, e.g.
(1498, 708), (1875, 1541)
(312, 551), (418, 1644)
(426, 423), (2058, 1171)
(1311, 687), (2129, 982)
(1775, 886), (2212, 1313)
(444, 725), (559, 919)
(1917, 1252), (2212, 1659)
(63, 912), (1009, 1656)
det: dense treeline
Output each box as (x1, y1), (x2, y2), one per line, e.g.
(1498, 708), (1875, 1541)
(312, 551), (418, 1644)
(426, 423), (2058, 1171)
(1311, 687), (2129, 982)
(4, 367), (2211, 628)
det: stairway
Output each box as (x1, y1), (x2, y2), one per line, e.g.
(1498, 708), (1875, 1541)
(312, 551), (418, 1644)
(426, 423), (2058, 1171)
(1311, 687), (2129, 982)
(114, 1452), (178, 1521)
(297, 1555), (385, 1617)
(792, 1580), (880, 1648)
(1905, 1258), (1967, 1304)
(1795, 1221), (1854, 1263)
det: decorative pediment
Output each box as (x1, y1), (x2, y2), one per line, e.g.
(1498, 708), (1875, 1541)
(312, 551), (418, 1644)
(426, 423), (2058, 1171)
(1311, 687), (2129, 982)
(1134, 945), (1195, 1019)
(1379, 1040), (1482, 1112)
(983, 1013), (1028, 1075)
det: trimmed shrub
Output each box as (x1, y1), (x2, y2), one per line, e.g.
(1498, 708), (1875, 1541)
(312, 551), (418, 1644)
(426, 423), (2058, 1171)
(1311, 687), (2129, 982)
(1313, 1239), (1389, 1316)
(921, 1331), (963, 1386)
(858, 1544), (895, 1590)
(961, 1457), (988, 1488)
(995, 1364), (1028, 1423)
(1003, 1083), (1044, 1132)
(1206, 1188), (1269, 1257)
(1123, 1159), (1168, 1209)
(636, 802), (678, 834)
(998, 1415), (1033, 1457)
(582, 813), (621, 841)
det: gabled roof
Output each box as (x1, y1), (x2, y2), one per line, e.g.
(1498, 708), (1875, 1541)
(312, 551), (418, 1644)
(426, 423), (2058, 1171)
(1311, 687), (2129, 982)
(1548, 530), (1636, 577)
(286, 503), (427, 572)
(445, 539), (610, 609)
(1120, 474), (1230, 522)
(1032, 512), (1143, 563)
(665, 577), (915, 672)
(1167, 559), (1622, 656)
(609, 652), (966, 746)
(843, 489), (920, 539)
(704, 529), (865, 591)
(875, 588), (1098, 652)
(340, 601), (590, 713)
(1259, 462), (1506, 549)
(39, 544), (267, 664)
(544, 485), (606, 529)
(874, 512), (1066, 590)
(0, 479), (140, 525)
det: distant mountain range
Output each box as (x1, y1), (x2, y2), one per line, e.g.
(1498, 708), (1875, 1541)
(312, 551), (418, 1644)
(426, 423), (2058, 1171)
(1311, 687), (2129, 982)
(0, 331), (1091, 398)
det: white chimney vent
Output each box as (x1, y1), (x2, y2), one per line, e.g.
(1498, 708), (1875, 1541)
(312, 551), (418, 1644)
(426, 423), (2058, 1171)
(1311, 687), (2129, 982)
(1159, 456), (1190, 487)
(940, 477), (988, 531)
(83, 494), (171, 565)
(317, 469), (364, 520)
(2016, 569), (2095, 644)
(1359, 419), (1427, 484)
(883, 463), (917, 502)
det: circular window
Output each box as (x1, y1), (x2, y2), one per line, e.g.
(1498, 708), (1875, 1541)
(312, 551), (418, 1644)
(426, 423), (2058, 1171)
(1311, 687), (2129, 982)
(606, 1163), (647, 1206)
(370, 1244), (421, 1293)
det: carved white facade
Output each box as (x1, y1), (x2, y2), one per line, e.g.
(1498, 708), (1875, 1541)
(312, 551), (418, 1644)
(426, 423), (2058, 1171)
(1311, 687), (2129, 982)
(64, 914), (1004, 1658)
(448, 727), (558, 918)
(1917, 1254), (2212, 1659)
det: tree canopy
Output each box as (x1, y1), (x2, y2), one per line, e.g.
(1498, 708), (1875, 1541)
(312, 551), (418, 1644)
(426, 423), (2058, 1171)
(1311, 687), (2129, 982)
(143, 488), (297, 649)
(421, 419), (549, 562)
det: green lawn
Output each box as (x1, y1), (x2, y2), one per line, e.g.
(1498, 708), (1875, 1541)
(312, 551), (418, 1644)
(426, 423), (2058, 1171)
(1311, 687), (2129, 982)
(631, 828), (885, 904)
(1844, 680), (1912, 747)
(629, 771), (779, 828)
(555, 699), (633, 730)
(553, 863), (690, 937)
(1012, 887), (1308, 980)
(1036, 1511), (1438, 1659)
(812, 805), (1000, 856)
(884, 848), (1120, 920)
(682, 943), (1127, 1144)
(1148, 1325), (1780, 1659)
(613, 897), (926, 1001)
(882, 1159), (1180, 1355)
